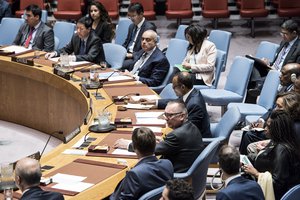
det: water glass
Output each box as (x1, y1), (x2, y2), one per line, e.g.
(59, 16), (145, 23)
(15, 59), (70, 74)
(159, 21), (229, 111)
(3, 188), (13, 200)
(100, 61), (107, 70)
(98, 111), (111, 129)
(60, 52), (69, 67)
(90, 66), (96, 80)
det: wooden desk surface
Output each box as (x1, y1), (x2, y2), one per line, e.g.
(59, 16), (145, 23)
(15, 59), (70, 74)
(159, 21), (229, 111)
(0, 52), (162, 200)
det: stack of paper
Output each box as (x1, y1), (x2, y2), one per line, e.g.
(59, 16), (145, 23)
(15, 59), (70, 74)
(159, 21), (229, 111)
(135, 112), (165, 125)
(51, 173), (94, 192)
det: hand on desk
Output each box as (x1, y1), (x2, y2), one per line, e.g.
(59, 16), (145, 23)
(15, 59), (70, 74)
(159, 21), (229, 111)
(121, 70), (134, 78)
(45, 52), (56, 59)
(114, 139), (132, 149)
(140, 98), (156, 106)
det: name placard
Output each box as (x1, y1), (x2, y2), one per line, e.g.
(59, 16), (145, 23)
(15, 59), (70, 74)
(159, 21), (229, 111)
(53, 67), (72, 80)
(11, 57), (34, 66)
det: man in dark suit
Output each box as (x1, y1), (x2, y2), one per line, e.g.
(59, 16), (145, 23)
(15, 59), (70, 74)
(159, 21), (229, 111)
(123, 2), (156, 60)
(114, 101), (204, 173)
(45, 16), (105, 64)
(15, 157), (64, 200)
(246, 19), (300, 103)
(0, 0), (11, 23)
(141, 72), (211, 138)
(121, 30), (169, 87)
(160, 179), (194, 200)
(110, 127), (173, 200)
(13, 4), (54, 52)
(216, 145), (264, 200)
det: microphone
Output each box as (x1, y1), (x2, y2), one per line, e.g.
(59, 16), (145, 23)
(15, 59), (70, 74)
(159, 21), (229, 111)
(102, 93), (140, 112)
(40, 131), (63, 159)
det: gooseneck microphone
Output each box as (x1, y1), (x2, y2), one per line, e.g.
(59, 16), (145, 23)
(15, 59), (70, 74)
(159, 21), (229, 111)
(102, 93), (140, 112)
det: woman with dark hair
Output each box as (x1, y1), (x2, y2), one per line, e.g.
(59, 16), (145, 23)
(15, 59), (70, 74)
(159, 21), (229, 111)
(89, 1), (113, 43)
(244, 110), (300, 200)
(181, 24), (217, 86)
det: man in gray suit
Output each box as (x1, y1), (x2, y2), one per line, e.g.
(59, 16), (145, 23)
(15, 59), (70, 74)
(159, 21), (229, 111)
(115, 100), (204, 173)
(45, 16), (104, 64)
(13, 4), (54, 52)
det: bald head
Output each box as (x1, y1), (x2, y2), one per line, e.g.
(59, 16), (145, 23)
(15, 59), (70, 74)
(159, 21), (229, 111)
(15, 158), (41, 191)
(280, 63), (300, 86)
(141, 30), (157, 52)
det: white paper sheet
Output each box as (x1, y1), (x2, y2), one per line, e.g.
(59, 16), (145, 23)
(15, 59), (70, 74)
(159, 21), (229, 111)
(69, 61), (90, 67)
(1, 45), (29, 54)
(62, 149), (88, 156)
(135, 112), (164, 118)
(123, 103), (153, 110)
(131, 95), (159, 101)
(52, 182), (94, 192)
(52, 173), (86, 184)
(72, 136), (89, 148)
(112, 149), (136, 156)
(48, 57), (60, 62)
(108, 75), (133, 81)
(136, 118), (166, 125)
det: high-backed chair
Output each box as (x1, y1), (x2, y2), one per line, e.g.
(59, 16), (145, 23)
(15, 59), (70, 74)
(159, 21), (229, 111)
(239, 0), (268, 38)
(205, 107), (241, 143)
(159, 83), (177, 99)
(194, 50), (226, 90)
(114, 18), (132, 45)
(53, 0), (82, 21)
(103, 43), (127, 69)
(53, 21), (76, 49)
(98, 0), (119, 20)
(0, 18), (24, 45)
(227, 70), (280, 120)
(151, 38), (189, 93)
(201, 0), (230, 29)
(200, 56), (254, 115)
(277, 0), (300, 18)
(208, 30), (232, 72)
(281, 184), (300, 200)
(15, 0), (45, 18)
(174, 137), (223, 200)
(174, 24), (188, 40)
(255, 41), (280, 62)
(165, 0), (193, 26)
(138, 186), (164, 200)
(54, 36), (60, 51)
(131, 0), (156, 20)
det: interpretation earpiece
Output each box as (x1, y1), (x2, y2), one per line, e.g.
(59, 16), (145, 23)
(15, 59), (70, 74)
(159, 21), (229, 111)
(291, 73), (297, 83)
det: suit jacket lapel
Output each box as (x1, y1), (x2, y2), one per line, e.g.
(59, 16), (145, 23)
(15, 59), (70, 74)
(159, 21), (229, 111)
(283, 39), (299, 66)
(32, 23), (43, 46)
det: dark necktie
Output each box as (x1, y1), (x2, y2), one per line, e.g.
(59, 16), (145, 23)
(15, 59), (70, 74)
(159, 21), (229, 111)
(24, 27), (35, 48)
(273, 42), (289, 70)
(128, 26), (138, 51)
(79, 40), (85, 55)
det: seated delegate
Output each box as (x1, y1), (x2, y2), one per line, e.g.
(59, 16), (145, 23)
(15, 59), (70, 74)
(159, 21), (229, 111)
(45, 16), (105, 64)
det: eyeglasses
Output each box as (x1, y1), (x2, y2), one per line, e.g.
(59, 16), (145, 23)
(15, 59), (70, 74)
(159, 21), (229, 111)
(163, 112), (182, 119)
(127, 14), (138, 19)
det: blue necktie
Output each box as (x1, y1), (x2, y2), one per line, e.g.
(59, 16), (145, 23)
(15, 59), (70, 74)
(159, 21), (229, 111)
(79, 40), (85, 55)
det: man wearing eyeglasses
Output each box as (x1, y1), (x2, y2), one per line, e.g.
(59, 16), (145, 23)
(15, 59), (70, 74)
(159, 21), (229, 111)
(114, 100), (204, 173)
(122, 2), (156, 60)
(13, 4), (54, 52)
(246, 19), (300, 103)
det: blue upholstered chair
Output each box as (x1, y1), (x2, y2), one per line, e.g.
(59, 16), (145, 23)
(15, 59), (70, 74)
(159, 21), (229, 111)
(208, 30), (232, 72)
(103, 43), (127, 69)
(228, 70), (280, 120)
(115, 18), (132, 45)
(194, 50), (226, 90)
(200, 56), (254, 115)
(0, 18), (24, 45)
(174, 137), (224, 200)
(138, 186), (164, 200)
(281, 184), (300, 200)
(174, 24), (188, 40)
(53, 21), (75, 49)
(159, 83), (177, 99)
(205, 106), (241, 143)
(54, 36), (60, 51)
(255, 41), (280, 62)
(151, 38), (189, 93)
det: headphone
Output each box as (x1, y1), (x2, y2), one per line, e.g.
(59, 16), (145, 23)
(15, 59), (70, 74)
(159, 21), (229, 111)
(291, 73), (297, 83)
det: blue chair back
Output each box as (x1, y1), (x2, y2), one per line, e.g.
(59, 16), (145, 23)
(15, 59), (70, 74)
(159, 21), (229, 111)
(224, 56), (254, 97)
(211, 107), (241, 139)
(138, 186), (164, 200)
(255, 41), (280, 62)
(174, 137), (223, 199)
(175, 25), (188, 40)
(53, 21), (75, 49)
(54, 36), (60, 51)
(258, 70), (280, 110)
(151, 38), (189, 93)
(0, 18), (24, 45)
(115, 18), (132, 45)
(103, 43), (127, 69)
(281, 184), (300, 200)
(159, 83), (177, 99)
(208, 30), (232, 71)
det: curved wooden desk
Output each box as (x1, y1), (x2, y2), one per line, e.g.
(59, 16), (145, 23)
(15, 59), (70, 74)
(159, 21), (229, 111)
(0, 54), (158, 199)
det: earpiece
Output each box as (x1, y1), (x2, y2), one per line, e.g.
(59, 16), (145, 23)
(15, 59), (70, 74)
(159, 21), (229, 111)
(291, 73), (297, 83)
